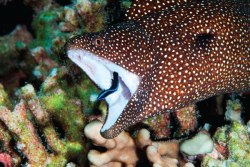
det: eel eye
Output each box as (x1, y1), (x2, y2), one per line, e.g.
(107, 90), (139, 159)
(94, 38), (103, 46)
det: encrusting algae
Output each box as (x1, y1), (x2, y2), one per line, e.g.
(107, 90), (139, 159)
(0, 67), (90, 166)
(0, 0), (249, 166)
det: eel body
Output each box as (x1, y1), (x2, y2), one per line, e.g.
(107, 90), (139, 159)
(65, 0), (250, 138)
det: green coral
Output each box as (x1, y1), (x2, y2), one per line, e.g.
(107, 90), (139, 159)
(0, 66), (102, 166)
(228, 122), (250, 164)
(202, 122), (250, 167)
(0, 84), (12, 109)
(213, 126), (227, 146)
(30, 6), (67, 58)
(75, 77), (99, 115)
(226, 99), (242, 113)
(39, 67), (85, 142)
(225, 99), (243, 122)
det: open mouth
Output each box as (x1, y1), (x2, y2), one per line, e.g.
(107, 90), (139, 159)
(67, 49), (141, 131)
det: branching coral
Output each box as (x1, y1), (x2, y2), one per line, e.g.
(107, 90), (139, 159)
(136, 128), (179, 167)
(0, 66), (101, 166)
(0, 101), (51, 166)
(84, 120), (138, 167)
(0, 94), (84, 166)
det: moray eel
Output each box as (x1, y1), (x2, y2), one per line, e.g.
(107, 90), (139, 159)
(65, 0), (250, 138)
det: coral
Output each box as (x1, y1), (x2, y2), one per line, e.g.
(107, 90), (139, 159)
(75, 0), (108, 32)
(84, 122), (205, 167)
(0, 85), (20, 164)
(144, 104), (198, 139)
(59, 6), (79, 32)
(24, 0), (53, 13)
(0, 83), (12, 109)
(201, 98), (250, 167)
(0, 122), (21, 165)
(247, 120), (250, 133)
(31, 46), (58, 81)
(173, 104), (198, 137)
(0, 153), (12, 167)
(180, 130), (214, 156)
(0, 99), (84, 166)
(29, 0), (112, 57)
(0, 97), (83, 166)
(0, 101), (52, 166)
(0, 0), (249, 166)
(84, 120), (138, 167)
(144, 112), (172, 139)
(225, 99), (243, 122)
(30, 4), (67, 55)
(0, 25), (33, 76)
(38, 67), (86, 142)
(0, 66), (101, 166)
(0, 0), (131, 92)
(202, 122), (250, 167)
(21, 0), (122, 82)
(136, 128), (179, 167)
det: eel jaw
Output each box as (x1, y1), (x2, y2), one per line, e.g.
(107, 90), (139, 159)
(67, 49), (141, 137)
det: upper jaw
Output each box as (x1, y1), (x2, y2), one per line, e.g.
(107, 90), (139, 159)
(67, 49), (141, 138)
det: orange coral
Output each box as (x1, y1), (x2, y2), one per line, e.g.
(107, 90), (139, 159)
(84, 121), (138, 167)
(137, 129), (179, 167)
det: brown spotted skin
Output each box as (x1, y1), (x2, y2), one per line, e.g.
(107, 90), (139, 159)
(66, 1), (250, 138)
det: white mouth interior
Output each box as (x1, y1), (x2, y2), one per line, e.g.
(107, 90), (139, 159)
(67, 49), (141, 131)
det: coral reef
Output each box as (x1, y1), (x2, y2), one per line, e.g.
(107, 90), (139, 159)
(201, 99), (250, 167)
(0, 25), (35, 94)
(202, 122), (250, 167)
(0, 0), (119, 164)
(74, 0), (108, 32)
(0, 25), (33, 76)
(84, 120), (138, 167)
(0, 0), (123, 94)
(144, 104), (198, 139)
(225, 99), (243, 123)
(0, 84), (12, 109)
(31, 46), (58, 81)
(0, 153), (12, 167)
(180, 130), (214, 156)
(0, 67), (91, 166)
(84, 121), (201, 167)
(0, 0), (249, 166)
(136, 128), (180, 167)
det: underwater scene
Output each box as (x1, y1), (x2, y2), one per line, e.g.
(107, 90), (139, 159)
(0, 0), (249, 166)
